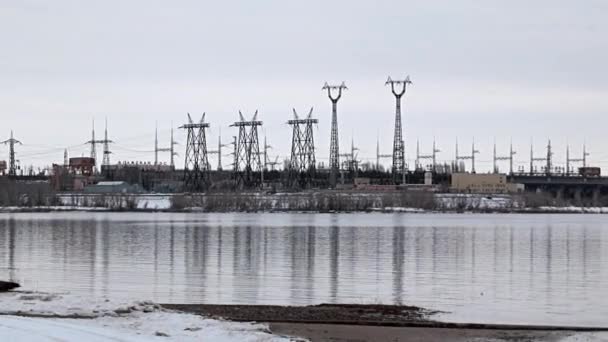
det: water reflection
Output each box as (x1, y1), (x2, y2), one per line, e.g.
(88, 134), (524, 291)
(0, 212), (606, 326)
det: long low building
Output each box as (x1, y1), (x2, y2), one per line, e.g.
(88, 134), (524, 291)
(451, 173), (523, 194)
(84, 181), (143, 194)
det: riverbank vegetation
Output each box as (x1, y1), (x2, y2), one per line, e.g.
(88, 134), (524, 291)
(1, 177), (606, 213)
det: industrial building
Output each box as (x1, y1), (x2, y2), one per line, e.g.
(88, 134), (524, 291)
(451, 173), (524, 194)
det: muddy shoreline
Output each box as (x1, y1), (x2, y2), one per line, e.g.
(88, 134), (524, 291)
(161, 303), (437, 326)
(162, 303), (608, 342)
(1, 207), (605, 214)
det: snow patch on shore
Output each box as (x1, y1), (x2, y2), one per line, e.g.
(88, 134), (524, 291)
(0, 292), (293, 341)
(0, 206), (109, 213)
(536, 206), (608, 213)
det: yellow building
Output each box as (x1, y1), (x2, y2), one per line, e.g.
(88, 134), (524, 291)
(451, 173), (523, 194)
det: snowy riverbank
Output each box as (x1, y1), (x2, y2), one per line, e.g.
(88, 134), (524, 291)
(0, 192), (604, 214)
(0, 291), (294, 341)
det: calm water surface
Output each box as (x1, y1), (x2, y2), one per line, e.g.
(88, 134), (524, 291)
(0, 212), (606, 327)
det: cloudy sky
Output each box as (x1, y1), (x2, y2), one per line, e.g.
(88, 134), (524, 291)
(1, 0), (607, 172)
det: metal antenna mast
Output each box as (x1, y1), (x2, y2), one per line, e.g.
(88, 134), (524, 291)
(154, 122), (158, 165)
(180, 113), (210, 191)
(154, 123), (177, 167)
(170, 125), (178, 168)
(102, 118), (111, 167)
(231, 111), (263, 188)
(493, 140), (516, 174)
(230, 136), (237, 171)
(566, 144), (570, 174)
(546, 139), (553, 175)
(322, 82), (347, 188)
(90, 119), (96, 162)
(376, 136), (392, 171)
(2, 131), (22, 176)
(455, 138), (459, 172)
(493, 140), (497, 173)
(530, 140), (547, 175)
(385, 76), (412, 183)
(208, 128), (230, 171)
(456, 138), (480, 173)
(566, 144), (589, 175)
(288, 108), (318, 188)
(262, 135), (272, 171)
(218, 129), (224, 171)
(417, 139), (441, 172)
(583, 144), (589, 168)
(85, 118), (112, 173)
(339, 137), (360, 177)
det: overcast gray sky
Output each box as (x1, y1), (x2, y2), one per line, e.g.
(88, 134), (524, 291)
(1, 0), (607, 172)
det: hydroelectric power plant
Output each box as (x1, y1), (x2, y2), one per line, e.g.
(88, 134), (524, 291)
(1, 77), (607, 210)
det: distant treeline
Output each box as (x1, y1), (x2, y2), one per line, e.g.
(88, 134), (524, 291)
(168, 191), (597, 212)
(170, 191), (438, 212)
(1, 178), (607, 212)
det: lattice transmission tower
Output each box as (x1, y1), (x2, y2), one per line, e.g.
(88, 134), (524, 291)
(180, 113), (210, 191)
(287, 108), (318, 189)
(323, 82), (347, 188)
(2, 131), (22, 177)
(231, 111), (263, 188)
(385, 76), (412, 184)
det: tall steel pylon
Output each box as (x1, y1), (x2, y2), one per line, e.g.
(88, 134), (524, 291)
(2, 131), (22, 177)
(90, 119), (96, 163)
(566, 144), (589, 175)
(455, 138), (480, 173)
(545, 139), (553, 176)
(102, 118), (111, 167)
(170, 125), (178, 168)
(529, 139), (545, 175)
(180, 113), (210, 192)
(208, 128), (229, 171)
(231, 111), (263, 188)
(416, 139), (440, 172)
(376, 136), (392, 171)
(529, 139), (553, 175)
(85, 118), (112, 173)
(340, 138), (359, 173)
(493, 140), (516, 174)
(217, 129), (228, 171)
(287, 108), (318, 189)
(155, 123), (178, 167)
(386, 76), (412, 184)
(323, 82), (347, 188)
(154, 122), (159, 165)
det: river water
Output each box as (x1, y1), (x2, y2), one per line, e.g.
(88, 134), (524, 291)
(0, 212), (606, 327)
